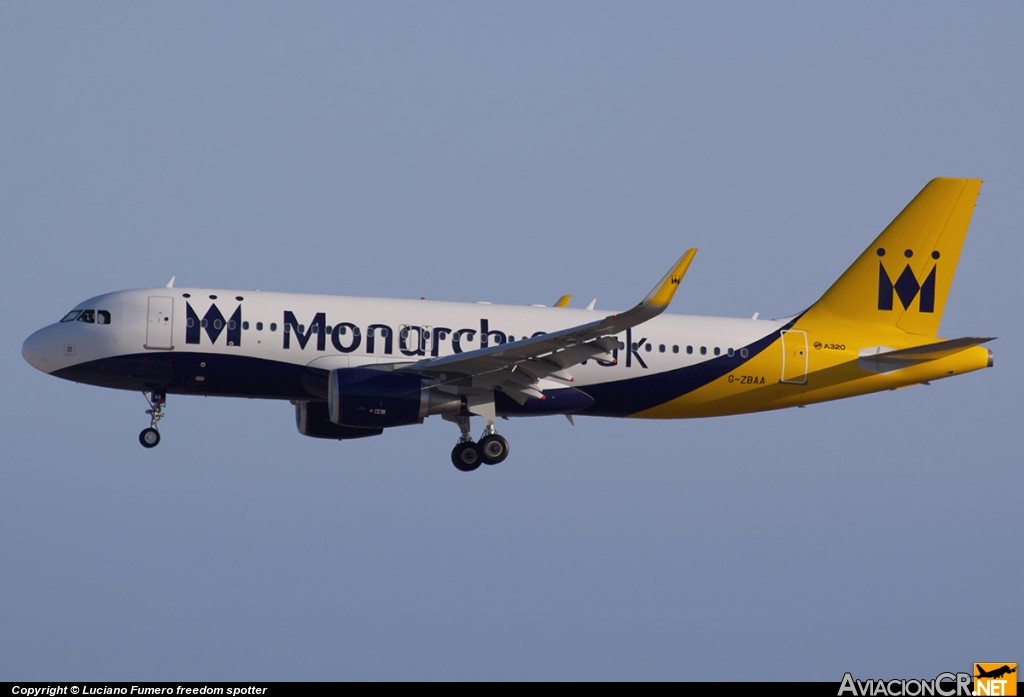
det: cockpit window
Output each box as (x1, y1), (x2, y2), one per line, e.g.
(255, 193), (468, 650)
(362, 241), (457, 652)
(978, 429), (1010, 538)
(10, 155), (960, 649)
(61, 309), (110, 324)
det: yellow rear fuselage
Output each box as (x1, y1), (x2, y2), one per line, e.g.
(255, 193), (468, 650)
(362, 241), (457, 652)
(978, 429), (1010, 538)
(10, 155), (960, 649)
(638, 316), (992, 419)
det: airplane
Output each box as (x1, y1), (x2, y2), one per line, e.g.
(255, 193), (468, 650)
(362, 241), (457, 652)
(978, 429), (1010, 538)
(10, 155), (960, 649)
(22, 178), (994, 471)
(976, 665), (1016, 680)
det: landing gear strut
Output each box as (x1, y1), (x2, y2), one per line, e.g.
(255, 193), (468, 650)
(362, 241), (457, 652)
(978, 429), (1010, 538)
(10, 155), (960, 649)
(139, 391), (166, 449)
(444, 399), (510, 471)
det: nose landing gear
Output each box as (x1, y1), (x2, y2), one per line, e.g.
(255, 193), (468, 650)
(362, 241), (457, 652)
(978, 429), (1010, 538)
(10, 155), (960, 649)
(139, 391), (166, 449)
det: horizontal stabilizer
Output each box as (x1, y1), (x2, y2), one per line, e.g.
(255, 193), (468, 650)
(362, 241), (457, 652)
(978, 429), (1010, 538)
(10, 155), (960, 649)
(859, 336), (994, 373)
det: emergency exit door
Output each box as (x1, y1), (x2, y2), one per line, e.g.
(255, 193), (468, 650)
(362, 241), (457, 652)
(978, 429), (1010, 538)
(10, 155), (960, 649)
(145, 296), (174, 350)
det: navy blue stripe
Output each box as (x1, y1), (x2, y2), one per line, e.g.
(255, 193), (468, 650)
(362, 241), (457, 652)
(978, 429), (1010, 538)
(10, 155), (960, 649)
(578, 317), (800, 416)
(53, 352), (309, 400)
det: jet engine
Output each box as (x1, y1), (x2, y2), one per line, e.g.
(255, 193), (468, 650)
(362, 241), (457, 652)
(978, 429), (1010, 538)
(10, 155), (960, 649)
(295, 400), (383, 440)
(328, 367), (461, 429)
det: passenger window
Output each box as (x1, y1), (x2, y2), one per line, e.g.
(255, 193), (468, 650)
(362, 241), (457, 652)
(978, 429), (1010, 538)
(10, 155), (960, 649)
(686, 346), (693, 354)
(740, 348), (749, 358)
(659, 344), (665, 353)
(61, 311), (81, 323)
(187, 318), (195, 328)
(714, 347), (720, 356)
(672, 345), (679, 354)
(242, 321), (249, 330)
(77, 310), (95, 324)
(97, 310), (111, 324)
(256, 322), (263, 331)
(228, 320), (236, 330)
(201, 319), (208, 328)
(645, 344), (652, 352)
(727, 348), (734, 357)
(700, 346), (707, 355)
(270, 323), (277, 332)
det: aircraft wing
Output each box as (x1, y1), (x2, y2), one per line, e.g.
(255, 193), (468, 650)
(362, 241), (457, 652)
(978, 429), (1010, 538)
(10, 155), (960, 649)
(400, 249), (697, 403)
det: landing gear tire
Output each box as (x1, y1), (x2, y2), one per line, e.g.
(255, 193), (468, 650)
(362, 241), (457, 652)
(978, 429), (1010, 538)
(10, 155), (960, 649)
(479, 434), (510, 465)
(139, 427), (161, 448)
(452, 442), (481, 472)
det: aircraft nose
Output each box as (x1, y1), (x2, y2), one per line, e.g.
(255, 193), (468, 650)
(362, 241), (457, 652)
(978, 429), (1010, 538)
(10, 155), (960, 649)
(22, 326), (57, 373)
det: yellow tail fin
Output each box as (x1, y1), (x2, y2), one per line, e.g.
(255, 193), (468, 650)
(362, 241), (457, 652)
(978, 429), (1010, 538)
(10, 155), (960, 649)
(802, 178), (982, 336)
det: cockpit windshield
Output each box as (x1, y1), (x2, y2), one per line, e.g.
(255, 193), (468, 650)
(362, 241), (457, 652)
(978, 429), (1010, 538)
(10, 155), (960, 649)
(59, 309), (111, 324)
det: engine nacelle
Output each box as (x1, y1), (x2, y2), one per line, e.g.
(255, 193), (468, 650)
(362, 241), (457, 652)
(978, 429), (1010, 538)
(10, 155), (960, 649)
(328, 368), (460, 429)
(295, 400), (383, 440)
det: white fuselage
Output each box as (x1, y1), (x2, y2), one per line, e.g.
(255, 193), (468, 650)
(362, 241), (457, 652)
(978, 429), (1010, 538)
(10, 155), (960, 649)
(22, 287), (785, 416)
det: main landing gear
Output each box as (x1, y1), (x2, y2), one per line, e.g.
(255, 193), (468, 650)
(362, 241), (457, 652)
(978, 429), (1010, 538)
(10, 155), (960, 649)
(446, 413), (510, 472)
(139, 391), (166, 449)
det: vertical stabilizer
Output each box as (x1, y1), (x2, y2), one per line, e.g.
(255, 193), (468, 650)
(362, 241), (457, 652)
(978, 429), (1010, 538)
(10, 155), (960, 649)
(802, 178), (981, 336)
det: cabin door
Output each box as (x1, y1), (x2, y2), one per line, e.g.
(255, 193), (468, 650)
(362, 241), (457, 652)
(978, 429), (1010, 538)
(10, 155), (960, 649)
(145, 296), (174, 350)
(780, 329), (807, 384)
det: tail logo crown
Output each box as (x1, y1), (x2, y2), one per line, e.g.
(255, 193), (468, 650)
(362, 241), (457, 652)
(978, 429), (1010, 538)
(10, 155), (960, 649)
(876, 248), (938, 313)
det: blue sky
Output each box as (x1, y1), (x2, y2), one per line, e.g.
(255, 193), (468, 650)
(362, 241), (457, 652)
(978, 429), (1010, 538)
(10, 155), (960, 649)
(1, 2), (1020, 680)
